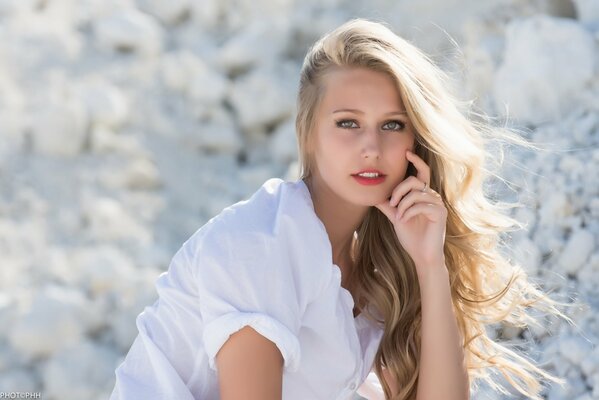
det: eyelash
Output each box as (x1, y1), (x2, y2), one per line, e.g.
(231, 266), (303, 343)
(334, 119), (406, 132)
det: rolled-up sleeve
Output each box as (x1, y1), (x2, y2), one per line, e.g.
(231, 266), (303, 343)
(110, 219), (305, 399)
(195, 224), (303, 374)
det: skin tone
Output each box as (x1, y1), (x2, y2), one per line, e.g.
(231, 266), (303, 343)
(304, 66), (469, 398)
(304, 66), (416, 286)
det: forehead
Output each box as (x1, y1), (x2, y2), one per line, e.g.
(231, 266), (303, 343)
(318, 67), (405, 112)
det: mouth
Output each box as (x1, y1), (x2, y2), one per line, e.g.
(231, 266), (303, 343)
(351, 170), (386, 178)
(351, 173), (386, 185)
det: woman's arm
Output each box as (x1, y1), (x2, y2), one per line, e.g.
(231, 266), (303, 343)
(374, 152), (468, 397)
(376, 266), (469, 400)
(216, 326), (284, 400)
(415, 265), (469, 400)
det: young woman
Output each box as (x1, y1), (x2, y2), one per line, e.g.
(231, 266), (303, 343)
(110, 18), (571, 400)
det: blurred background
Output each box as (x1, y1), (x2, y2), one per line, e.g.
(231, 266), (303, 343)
(0, 0), (597, 399)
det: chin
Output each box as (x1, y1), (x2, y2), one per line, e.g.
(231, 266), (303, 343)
(351, 192), (388, 207)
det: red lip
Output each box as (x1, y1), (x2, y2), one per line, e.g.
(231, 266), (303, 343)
(352, 175), (386, 185)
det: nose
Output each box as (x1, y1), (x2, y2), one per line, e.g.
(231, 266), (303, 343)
(360, 128), (381, 159)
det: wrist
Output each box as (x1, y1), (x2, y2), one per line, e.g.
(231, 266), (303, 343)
(415, 262), (448, 283)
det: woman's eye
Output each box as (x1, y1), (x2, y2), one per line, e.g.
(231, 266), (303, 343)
(335, 119), (406, 131)
(335, 119), (358, 129)
(383, 120), (406, 131)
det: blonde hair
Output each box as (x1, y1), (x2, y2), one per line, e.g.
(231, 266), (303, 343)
(295, 18), (576, 399)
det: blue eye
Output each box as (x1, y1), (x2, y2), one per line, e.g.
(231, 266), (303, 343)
(335, 119), (359, 129)
(383, 120), (406, 131)
(334, 119), (406, 131)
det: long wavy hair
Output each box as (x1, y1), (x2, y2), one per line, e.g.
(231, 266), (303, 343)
(295, 18), (575, 400)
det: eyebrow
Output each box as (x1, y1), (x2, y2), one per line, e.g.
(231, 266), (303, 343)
(332, 108), (407, 115)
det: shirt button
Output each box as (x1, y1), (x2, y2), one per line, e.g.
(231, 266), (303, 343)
(349, 382), (357, 390)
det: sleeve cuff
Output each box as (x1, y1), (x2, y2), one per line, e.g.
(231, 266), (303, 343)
(203, 311), (301, 373)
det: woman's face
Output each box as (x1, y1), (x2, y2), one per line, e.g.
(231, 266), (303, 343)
(311, 67), (416, 206)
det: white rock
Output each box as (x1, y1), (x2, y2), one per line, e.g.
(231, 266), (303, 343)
(191, 109), (243, 155)
(0, 71), (26, 155)
(94, 10), (163, 55)
(580, 346), (599, 376)
(42, 339), (120, 400)
(547, 367), (587, 399)
(532, 227), (565, 262)
(512, 236), (542, 276)
(108, 270), (160, 351)
(573, 0), (599, 28)
(0, 12), (83, 74)
(187, 65), (229, 107)
(89, 127), (148, 156)
(513, 207), (537, 234)
(388, 0), (508, 55)
(237, 164), (277, 194)
(160, 50), (198, 93)
(216, 19), (292, 74)
(188, 0), (221, 31)
(81, 195), (151, 243)
(30, 99), (89, 156)
(109, 307), (143, 352)
(493, 16), (595, 125)
(136, 0), (191, 25)
(97, 157), (162, 190)
(0, 293), (16, 340)
(0, 368), (38, 392)
(498, 323), (522, 340)
(77, 80), (129, 129)
(577, 254), (599, 294)
(161, 50), (229, 106)
(89, 126), (124, 153)
(538, 192), (573, 228)
(69, 245), (137, 298)
(200, 192), (241, 220)
(558, 155), (585, 182)
(0, 0), (37, 16)
(209, 0), (293, 35)
(557, 229), (595, 275)
(269, 119), (297, 165)
(160, 50), (201, 92)
(229, 62), (297, 132)
(571, 111), (599, 145)
(125, 158), (162, 190)
(8, 285), (91, 359)
(559, 335), (594, 365)
(462, 49), (496, 111)
(590, 372), (599, 397)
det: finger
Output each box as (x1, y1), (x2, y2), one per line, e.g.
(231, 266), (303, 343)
(406, 150), (431, 186)
(396, 191), (444, 220)
(374, 200), (397, 223)
(389, 176), (425, 207)
(401, 203), (447, 223)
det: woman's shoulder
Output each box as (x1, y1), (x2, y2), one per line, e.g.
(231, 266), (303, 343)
(182, 177), (318, 261)
(180, 177), (332, 298)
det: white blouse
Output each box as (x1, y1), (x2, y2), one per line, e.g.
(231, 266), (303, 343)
(110, 177), (386, 400)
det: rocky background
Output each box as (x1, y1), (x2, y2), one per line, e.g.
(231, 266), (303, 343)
(0, 0), (597, 399)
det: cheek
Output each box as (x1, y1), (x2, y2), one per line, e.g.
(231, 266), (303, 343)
(387, 138), (412, 158)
